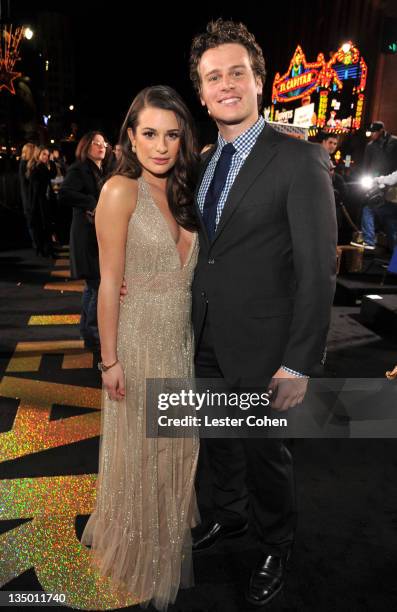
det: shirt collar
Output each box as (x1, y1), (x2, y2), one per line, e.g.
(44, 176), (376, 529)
(216, 115), (265, 160)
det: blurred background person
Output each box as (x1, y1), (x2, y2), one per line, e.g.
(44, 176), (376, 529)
(329, 161), (352, 244)
(352, 121), (397, 250)
(374, 168), (397, 259)
(364, 121), (397, 176)
(18, 142), (36, 248)
(49, 147), (68, 246)
(50, 148), (67, 185)
(26, 145), (57, 257)
(59, 131), (111, 351)
(319, 132), (339, 158)
(108, 143), (123, 172)
(113, 143), (122, 162)
(318, 133), (350, 243)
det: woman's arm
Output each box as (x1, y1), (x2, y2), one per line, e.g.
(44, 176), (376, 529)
(95, 176), (137, 400)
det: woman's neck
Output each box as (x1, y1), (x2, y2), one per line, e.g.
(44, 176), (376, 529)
(142, 169), (167, 192)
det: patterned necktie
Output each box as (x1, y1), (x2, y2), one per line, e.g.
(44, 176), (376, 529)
(202, 142), (236, 240)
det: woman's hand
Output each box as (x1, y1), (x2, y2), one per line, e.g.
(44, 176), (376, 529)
(119, 277), (128, 304)
(102, 362), (125, 401)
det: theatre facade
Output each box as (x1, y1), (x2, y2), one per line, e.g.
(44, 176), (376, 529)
(266, 42), (368, 136)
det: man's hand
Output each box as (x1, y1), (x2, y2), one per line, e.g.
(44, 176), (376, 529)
(268, 368), (308, 411)
(119, 278), (128, 304)
(85, 210), (95, 224)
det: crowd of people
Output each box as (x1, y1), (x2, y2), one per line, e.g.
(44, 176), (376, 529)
(19, 143), (60, 257)
(17, 139), (122, 345)
(316, 123), (397, 254)
(10, 17), (397, 611)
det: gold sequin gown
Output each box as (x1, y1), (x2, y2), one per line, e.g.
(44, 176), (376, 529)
(81, 176), (200, 610)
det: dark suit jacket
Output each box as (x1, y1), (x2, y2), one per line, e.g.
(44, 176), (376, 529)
(363, 132), (397, 176)
(192, 123), (337, 385)
(59, 159), (102, 280)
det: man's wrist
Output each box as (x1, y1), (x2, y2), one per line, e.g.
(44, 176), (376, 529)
(281, 365), (309, 378)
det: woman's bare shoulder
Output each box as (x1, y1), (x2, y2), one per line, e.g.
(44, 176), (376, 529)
(102, 175), (138, 197)
(98, 175), (139, 215)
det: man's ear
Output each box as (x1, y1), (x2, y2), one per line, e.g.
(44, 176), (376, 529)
(255, 74), (263, 96)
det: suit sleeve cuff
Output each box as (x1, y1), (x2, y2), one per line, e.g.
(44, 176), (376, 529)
(281, 365), (309, 378)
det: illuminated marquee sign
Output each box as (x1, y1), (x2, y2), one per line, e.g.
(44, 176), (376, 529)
(353, 93), (365, 129)
(272, 42), (367, 132)
(279, 71), (317, 94)
(317, 91), (329, 128)
(272, 46), (326, 103)
(274, 109), (294, 123)
(326, 42), (367, 92)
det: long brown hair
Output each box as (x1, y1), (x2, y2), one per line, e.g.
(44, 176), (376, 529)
(114, 85), (199, 231)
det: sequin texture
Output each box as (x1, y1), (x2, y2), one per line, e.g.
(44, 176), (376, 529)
(80, 176), (200, 611)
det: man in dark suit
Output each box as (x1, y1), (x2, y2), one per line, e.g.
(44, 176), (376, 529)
(189, 19), (337, 606)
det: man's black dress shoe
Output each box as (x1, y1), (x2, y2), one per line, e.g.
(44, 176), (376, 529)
(192, 521), (248, 552)
(246, 552), (290, 606)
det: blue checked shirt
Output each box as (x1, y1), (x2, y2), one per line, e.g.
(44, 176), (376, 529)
(198, 116), (265, 225)
(198, 116), (309, 379)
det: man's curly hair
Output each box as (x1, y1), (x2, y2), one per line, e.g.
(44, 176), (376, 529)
(189, 19), (266, 99)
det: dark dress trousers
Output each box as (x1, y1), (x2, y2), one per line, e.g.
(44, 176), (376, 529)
(193, 123), (337, 553)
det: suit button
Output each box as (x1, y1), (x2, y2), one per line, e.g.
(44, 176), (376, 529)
(201, 291), (206, 298)
(208, 258), (215, 264)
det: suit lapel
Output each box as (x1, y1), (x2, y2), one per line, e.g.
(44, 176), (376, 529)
(195, 146), (216, 249)
(211, 124), (279, 246)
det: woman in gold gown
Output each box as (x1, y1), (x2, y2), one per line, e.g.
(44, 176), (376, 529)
(81, 85), (200, 611)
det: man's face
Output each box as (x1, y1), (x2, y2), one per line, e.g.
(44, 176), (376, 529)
(322, 137), (338, 155)
(197, 43), (262, 133)
(370, 129), (383, 142)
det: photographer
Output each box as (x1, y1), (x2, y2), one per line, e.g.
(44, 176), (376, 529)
(351, 121), (397, 250)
